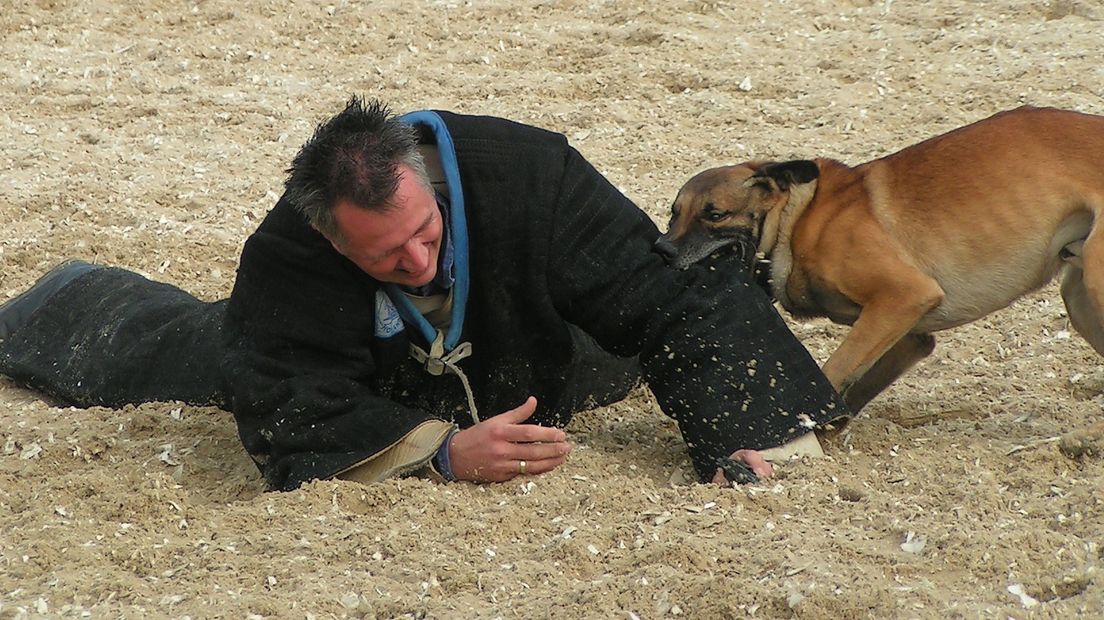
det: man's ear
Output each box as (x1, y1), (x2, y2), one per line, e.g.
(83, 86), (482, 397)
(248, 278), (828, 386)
(747, 160), (819, 192)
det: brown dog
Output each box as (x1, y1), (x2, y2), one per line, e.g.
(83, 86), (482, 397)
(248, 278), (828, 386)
(655, 106), (1104, 412)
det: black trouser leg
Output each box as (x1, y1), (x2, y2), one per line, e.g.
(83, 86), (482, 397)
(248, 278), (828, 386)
(0, 268), (228, 408)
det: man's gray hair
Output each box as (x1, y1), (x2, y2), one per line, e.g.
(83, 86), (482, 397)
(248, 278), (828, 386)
(284, 96), (433, 245)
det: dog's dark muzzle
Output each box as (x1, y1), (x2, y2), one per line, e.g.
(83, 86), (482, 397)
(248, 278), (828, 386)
(653, 236), (679, 261)
(654, 231), (774, 299)
(654, 229), (757, 271)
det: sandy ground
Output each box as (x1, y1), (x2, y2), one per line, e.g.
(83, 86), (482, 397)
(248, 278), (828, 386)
(2, 0), (1103, 618)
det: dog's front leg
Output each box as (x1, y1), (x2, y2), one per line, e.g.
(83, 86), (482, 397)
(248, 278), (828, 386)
(837, 333), (935, 412)
(820, 283), (944, 404)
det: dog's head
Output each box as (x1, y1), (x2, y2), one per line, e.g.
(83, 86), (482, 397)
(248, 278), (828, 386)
(654, 160), (819, 272)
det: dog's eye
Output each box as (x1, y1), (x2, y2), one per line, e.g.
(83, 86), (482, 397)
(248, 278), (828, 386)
(705, 211), (727, 222)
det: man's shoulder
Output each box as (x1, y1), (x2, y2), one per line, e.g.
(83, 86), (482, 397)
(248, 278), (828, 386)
(237, 192), (336, 270)
(251, 193), (316, 240)
(427, 110), (568, 151)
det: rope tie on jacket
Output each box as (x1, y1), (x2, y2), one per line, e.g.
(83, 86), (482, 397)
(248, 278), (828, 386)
(409, 330), (479, 425)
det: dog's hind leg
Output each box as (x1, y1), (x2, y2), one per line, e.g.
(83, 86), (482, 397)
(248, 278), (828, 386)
(1061, 263), (1104, 356)
(840, 332), (936, 413)
(1061, 220), (1104, 356)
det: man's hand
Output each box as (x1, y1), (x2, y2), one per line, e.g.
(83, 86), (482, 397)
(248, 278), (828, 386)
(448, 397), (571, 482)
(711, 449), (774, 485)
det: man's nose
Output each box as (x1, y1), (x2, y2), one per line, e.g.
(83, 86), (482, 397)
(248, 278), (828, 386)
(398, 240), (430, 273)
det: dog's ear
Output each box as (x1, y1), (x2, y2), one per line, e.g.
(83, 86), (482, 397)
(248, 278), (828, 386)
(746, 160), (819, 192)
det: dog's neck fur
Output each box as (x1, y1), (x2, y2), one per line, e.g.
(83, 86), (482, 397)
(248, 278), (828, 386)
(765, 176), (819, 304)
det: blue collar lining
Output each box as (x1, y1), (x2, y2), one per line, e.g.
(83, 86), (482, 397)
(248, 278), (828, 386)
(384, 111), (470, 352)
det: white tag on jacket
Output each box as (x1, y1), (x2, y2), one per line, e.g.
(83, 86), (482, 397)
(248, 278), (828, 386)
(374, 290), (405, 339)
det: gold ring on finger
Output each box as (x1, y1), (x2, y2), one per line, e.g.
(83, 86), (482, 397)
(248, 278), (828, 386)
(518, 460), (528, 475)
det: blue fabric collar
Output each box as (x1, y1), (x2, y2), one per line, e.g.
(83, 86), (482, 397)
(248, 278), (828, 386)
(383, 111), (470, 352)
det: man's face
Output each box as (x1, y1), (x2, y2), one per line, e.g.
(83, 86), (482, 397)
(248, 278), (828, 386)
(331, 165), (443, 288)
